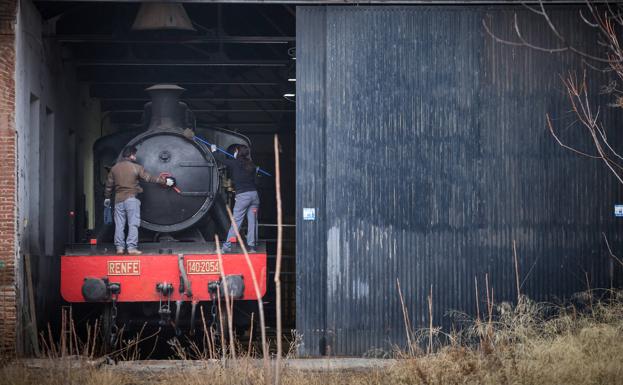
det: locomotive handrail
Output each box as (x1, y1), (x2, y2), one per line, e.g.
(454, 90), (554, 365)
(177, 191), (214, 197)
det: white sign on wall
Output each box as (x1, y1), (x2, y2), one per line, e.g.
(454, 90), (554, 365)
(615, 205), (623, 217)
(303, 208), (316, 221)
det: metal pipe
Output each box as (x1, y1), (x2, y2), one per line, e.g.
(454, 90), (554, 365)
(174, 300), (182, 336)
(189, 301), (198, 336)
(177, 253), (192, 297)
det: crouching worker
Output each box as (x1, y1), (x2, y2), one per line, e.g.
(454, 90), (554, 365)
(104, 145), (175, 254)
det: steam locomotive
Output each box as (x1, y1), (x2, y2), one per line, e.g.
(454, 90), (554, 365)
(60, 84), (267, 341)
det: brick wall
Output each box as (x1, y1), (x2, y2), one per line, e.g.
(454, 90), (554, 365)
(0, 0), (18, 357)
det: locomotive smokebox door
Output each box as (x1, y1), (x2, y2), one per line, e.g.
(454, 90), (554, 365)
(121, 84), (220, 234)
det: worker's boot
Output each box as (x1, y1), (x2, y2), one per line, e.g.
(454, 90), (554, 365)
(220, 245), (232, 254)
(127, 248), (142, 255)
(116, 247), (124, 255)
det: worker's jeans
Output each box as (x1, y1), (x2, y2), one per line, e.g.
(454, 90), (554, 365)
(224, 191), (260, 248)
(114, 197), (141, 250)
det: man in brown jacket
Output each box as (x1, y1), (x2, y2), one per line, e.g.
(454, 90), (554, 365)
(104, 145), (175, 254)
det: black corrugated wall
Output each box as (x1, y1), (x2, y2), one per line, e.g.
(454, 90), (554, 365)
(296, 6), (623, 356)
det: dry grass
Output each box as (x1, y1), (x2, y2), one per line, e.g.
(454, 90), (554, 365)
(1, 290), (621, 385)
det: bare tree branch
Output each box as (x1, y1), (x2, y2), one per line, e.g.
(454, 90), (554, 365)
(565, 73), (623, 182)
(537, 0), (564, 41)
(520, 2), (545, 16)
(492, 2), (623, 187)
(482, 18), (524, 47)
(582, 58), (611, 73)
(513, 13), (569, 53)
(546, 114), (601, 159)
(579, 9), (599, 28)
(583, 1), (613, 38)
(604, 2), (623, 26)
(484, 1), (623, 63)
(593, 121), (623, 163)
(602, 232), (623, 269)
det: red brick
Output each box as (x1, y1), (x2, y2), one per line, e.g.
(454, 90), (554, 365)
(0, 0), (17, 358)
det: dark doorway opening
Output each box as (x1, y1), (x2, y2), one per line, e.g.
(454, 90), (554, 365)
(33, 1), (297, 354)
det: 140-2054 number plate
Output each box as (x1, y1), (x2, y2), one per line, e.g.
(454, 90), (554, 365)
(186, 259), (220, 275)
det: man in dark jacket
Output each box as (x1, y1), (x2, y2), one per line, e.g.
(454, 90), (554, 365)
(210, 144), (260, 253)
(104, 145), (175, 254)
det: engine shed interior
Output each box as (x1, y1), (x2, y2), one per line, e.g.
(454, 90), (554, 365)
(8, 0), (623, 359)
(18, 0), (296, 346)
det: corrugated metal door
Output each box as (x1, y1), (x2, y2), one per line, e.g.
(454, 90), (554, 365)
(297, 6), (623, 356)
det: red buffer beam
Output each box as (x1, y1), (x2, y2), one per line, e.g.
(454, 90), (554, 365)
(61, 252), (267, 302)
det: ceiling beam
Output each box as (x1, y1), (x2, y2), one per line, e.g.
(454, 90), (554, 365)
(107, 109), (293, 113)
(99, 97), (286, 101)
(199, 123), (281, 127)
(49, 34), (295, 44)
(100, 99), (286, 109)
(86, 81), (281, 85)
(76, 67), (287, 83)
(197, 122), (289, 135)
(73, 59), (289, 67)
(109, 116), (287, 132)
(89, 86), (286, 99)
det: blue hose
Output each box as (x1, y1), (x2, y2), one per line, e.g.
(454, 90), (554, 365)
(193, 135), (273, 177)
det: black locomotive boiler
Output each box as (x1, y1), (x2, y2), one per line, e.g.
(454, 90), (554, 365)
(93, 84), (250, 241)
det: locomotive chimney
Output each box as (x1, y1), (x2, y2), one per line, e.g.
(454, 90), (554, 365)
(145, 84), (186, 131)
